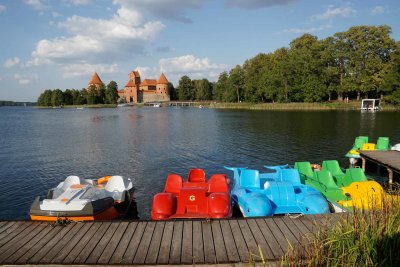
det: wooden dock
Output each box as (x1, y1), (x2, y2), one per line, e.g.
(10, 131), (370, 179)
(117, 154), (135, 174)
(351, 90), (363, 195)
(359, 150), (400, 187)
(0, 215), (341, 265)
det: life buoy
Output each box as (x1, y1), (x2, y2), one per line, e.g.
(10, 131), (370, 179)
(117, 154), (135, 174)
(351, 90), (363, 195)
(98, 175), (112, 185)
(311, 164), (321, 171)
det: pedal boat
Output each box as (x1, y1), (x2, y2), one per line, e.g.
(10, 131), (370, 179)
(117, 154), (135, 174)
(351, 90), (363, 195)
(296, 160), (400, 211)
(30, 175), (134, 221)
(345, 136), (390, 160)
(151, 169), (232, 220)
(224, 165), (330, 217)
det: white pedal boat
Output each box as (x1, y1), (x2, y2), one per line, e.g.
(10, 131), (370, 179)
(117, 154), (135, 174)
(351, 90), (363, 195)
(30, 175), (134, 221)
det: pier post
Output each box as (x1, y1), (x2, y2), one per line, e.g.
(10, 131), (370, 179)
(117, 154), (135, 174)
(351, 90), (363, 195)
(361, 157), (366, 171)
(387, 168), (393, 191)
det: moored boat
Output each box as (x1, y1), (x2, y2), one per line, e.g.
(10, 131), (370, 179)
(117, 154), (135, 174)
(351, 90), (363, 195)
(30, 175), (134, 221)
(151, 169), (232, 220)
(225, 165), (330, 217)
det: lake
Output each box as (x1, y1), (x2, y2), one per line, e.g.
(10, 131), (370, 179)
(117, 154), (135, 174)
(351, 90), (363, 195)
(0, 106), (399, 220)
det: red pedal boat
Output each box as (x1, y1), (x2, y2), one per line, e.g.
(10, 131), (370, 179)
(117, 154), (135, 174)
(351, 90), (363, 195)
(151, 169), (232, 220)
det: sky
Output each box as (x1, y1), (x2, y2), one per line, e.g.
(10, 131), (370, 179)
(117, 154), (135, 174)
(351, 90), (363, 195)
(0, 0), (399, 101)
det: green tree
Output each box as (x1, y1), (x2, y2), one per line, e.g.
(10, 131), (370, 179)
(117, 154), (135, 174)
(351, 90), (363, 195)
(177, 76), (192, 100)
(193, 79), (212, 100)
(213, 72), (229, 101)
(168, 82), (178, 100)
(105, 81), (119, 104)
(51, 89), (63, 106)
(63, 89), (73, 105)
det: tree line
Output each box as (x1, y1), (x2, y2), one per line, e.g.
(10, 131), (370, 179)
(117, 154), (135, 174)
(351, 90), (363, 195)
(177, 25), (400, 104)
(37, 81), (119, 106)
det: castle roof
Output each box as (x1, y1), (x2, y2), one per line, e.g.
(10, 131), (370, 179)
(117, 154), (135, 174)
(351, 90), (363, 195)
(130, 70), (140, 77)
(157, 73), (169, 84)
(89, 72), (103, 85)
(125, 79), (136, 87)
(140, 79), (157, 86)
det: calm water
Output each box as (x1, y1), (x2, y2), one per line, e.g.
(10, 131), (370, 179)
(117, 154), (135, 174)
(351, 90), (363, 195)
(1, 106), (399, 220)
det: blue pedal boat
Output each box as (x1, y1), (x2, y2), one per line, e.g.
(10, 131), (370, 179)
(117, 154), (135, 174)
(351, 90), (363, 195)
(225, 165), (330, 217)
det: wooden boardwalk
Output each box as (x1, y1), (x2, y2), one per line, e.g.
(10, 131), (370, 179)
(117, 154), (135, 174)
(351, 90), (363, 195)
(0, 215), (341, 265)
(359, 150), (400, 173)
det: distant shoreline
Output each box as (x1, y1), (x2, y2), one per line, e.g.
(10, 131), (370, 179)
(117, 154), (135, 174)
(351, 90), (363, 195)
(34, 101), (400, 111)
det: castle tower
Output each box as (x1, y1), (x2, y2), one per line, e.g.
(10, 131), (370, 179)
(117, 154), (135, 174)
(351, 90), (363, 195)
(157, 73), (170, 101)
(124, 70), (141, 103)
(88, 72), (103, 90)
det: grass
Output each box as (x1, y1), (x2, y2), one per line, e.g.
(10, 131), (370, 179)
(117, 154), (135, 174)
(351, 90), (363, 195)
(206, 101), (400, 111)
(281, 187), (400, 267)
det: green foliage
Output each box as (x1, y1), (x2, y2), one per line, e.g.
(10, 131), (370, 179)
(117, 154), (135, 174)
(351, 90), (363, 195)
(283, 192), (400, 266)
(177, 75), (193, 100)
(209, 25), (400, 104)
(105, 81), (119, 104)
(168, 82), (178, 100)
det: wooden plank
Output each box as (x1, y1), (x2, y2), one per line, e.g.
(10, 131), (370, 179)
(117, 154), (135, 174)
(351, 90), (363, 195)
(0, 221), (15, 236)
(28, 223), (74, 264)
(211, 220), (228, 263)
(0, 221), (31, 247)
(191, 220), (204, 264)
(263, 217), (289, 253)
(50, 222), (93, 264)
(169, 220), (183, 264)
(272, 218), (299, 250)
(16, 223), (70, 264)
(157, 221), (174, 264)
(255, 218), (284, 259)
(181, 220), (193, 264)
(73, 222), (111, 264)
(219, 220), (240, 263)
(0, 222), (41, 256)
(202, 220), (216, 264)
(237, 219), (259, 259)
(133, 221), (156, 264)
(108, 222), (138, 265)
(62, 222), (101, 264)
(282, 216), (313, 242)
(85, 222), (120, 264)
(3, 222), (54, 264)
(247, 218), (274, 260)
(97, 221), (129, 265)
(120, 221), (147, 264)
(0, 222), (47, 263)
(228, 220), (249, 262)
(145, 221), (165, 265)
(39, 223), (85, 264)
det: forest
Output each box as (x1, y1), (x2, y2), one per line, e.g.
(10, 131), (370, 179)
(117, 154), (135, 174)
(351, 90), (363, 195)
(37, 81), (119, 106)
(177, 25), (400, 105)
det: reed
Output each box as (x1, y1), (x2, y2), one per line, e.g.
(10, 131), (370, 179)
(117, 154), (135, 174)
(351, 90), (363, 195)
(282, 188), (400, 267)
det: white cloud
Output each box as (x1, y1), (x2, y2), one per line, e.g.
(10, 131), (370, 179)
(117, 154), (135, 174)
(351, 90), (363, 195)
(159, 55), (227, 83)
(225, 0), (298, 9)
(371, 6), (384, 15)
(24, 0), (49, 10)
(113, 0), (205, 23)
(4, 57), (21, 68)
(14, 73), (38, 85)
(0, 5), (6, 13)
(281, 24), (332, 34)
(62, 63), (119, 78)
(29, 4), (165, 66)
(68, 0), (91, 5)
(312, 6), (356, 20)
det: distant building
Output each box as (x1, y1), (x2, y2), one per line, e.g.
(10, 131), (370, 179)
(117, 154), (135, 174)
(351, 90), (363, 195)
(87, 72), (103, 90)
(118, 70), (170, 103)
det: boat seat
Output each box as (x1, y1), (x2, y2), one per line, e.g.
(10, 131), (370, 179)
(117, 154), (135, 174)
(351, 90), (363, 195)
(279, 169), (301, 184)
(345, 168), (368, 183)
(294, 162), (314, 183)
(322, 160), (345, 177)
(61, 176), (83, 191)
(164, 174), (183, 194)
(376, 137), (390, 150)
(188, 169), (206, 183)
(208, 174), (228, 193)
(353, 136), (368, 150)
(315, 170), (339, 190)
(105, 176), (127, 201)
(239, 169), (260, 188)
